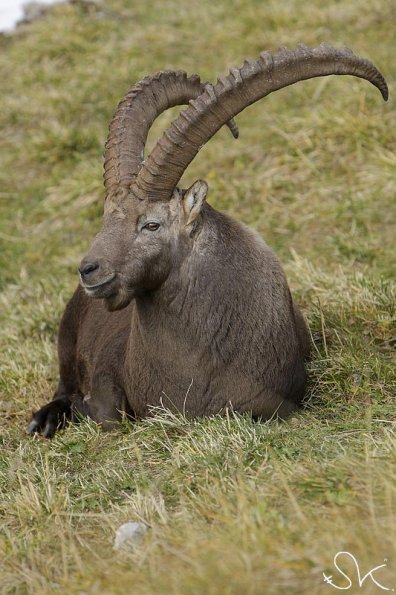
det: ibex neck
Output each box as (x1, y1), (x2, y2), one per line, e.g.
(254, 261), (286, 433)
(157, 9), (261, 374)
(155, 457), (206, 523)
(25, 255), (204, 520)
(133, 206), (264, 365)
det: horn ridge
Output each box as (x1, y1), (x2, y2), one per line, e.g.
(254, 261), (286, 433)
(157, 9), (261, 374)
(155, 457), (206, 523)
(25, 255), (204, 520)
(104, 70), (239, 199)
(133, 44), (388, 202)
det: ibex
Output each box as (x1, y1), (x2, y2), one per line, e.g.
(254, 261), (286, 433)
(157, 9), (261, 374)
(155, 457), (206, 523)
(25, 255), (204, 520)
(28, 44), (388, 438)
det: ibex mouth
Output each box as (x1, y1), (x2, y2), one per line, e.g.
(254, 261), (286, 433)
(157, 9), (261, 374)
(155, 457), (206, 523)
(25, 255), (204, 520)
(81, 273), (117, 297)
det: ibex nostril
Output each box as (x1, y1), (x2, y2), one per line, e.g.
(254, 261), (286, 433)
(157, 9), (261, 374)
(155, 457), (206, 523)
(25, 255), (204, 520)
(79, 262), (99, 277)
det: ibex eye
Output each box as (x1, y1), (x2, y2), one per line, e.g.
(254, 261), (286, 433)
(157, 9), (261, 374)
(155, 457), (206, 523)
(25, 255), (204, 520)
(143, 222), (160, 231)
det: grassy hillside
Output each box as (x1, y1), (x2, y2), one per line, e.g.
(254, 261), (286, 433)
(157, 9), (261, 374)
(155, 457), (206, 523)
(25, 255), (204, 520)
(0, 0), (395, 592)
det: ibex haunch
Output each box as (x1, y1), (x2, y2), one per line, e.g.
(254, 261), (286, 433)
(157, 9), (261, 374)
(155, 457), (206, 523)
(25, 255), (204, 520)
(28, 44), (388, 438)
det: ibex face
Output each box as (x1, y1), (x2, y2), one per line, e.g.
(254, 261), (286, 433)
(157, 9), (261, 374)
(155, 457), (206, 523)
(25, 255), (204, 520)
(79, 180), (208, 311)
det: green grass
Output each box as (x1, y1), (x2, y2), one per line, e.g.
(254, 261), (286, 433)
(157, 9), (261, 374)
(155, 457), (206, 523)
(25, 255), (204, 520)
(0, 0), (395, 593)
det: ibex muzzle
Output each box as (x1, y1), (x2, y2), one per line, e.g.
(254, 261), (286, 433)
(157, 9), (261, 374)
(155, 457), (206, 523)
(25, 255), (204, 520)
(27, 45), (388, 438)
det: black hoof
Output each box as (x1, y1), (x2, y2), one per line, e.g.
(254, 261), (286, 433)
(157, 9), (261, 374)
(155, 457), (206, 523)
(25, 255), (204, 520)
(27, 396), (72, 438)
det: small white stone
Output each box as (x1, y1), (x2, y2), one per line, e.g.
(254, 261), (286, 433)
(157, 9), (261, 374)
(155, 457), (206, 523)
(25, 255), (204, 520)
(114, 521), (148, 550)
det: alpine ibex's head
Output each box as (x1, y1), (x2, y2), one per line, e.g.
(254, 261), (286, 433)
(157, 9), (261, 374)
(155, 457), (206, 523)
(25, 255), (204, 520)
(79, 71), (218, 311)
(79, 176), (209, 311)
(79, 44), (388, 311)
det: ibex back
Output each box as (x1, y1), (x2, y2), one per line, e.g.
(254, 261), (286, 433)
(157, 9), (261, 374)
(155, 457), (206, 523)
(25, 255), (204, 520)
(28, 44), (388, 438)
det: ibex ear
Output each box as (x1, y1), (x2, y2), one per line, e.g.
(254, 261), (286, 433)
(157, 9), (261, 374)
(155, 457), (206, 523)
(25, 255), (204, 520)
(182, 180), (208, 226)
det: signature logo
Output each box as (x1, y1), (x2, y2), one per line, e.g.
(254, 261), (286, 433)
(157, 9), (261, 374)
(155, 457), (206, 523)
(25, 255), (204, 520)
(323, 551), (393, 591)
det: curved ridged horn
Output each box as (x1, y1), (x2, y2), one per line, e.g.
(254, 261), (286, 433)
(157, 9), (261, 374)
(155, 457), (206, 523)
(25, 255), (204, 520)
(132, 44), (388, 201)
(104, 70), (238, 198)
